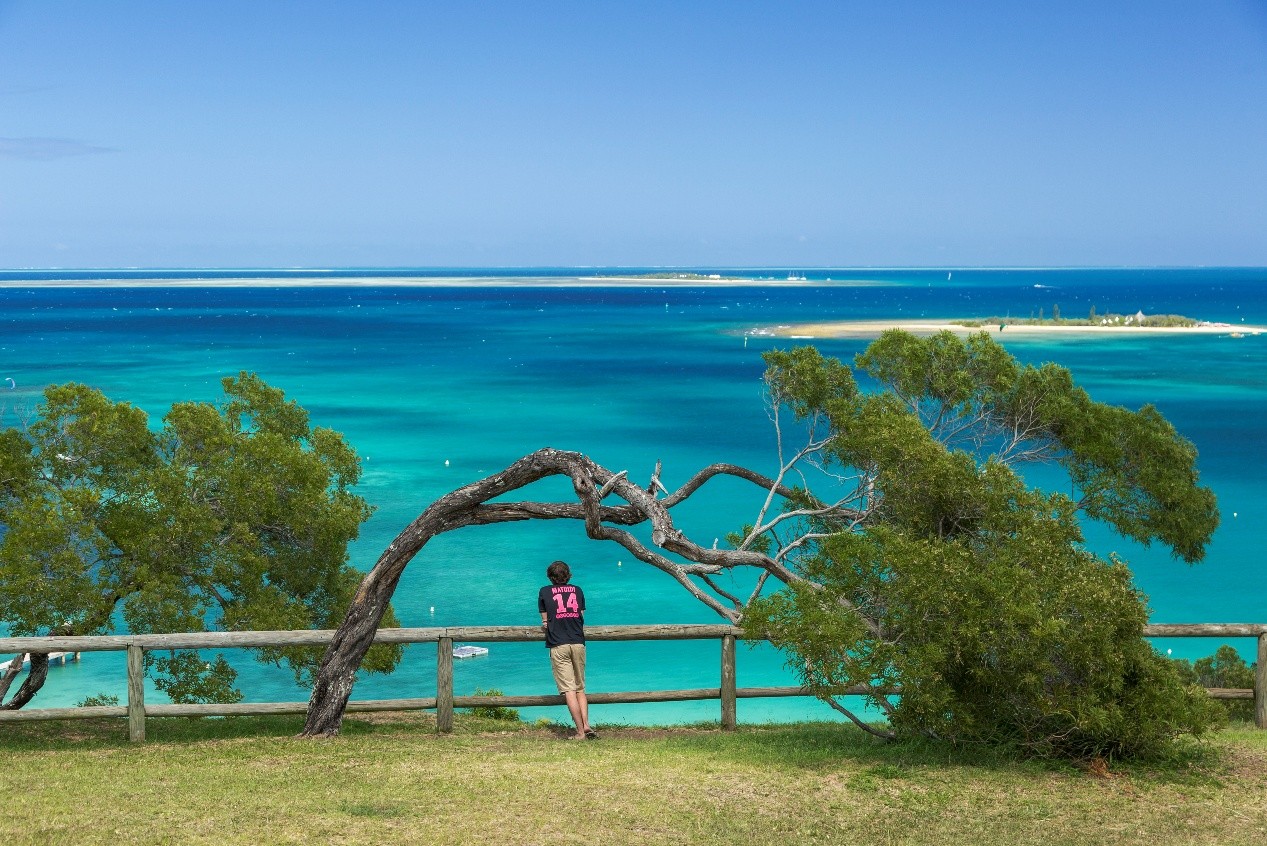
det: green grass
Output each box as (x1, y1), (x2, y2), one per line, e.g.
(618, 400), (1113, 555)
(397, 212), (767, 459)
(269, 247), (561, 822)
(2, 715), (1265, 845)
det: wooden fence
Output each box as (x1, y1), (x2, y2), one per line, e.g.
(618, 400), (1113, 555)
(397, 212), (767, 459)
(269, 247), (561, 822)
(0, 623), (1263, 741)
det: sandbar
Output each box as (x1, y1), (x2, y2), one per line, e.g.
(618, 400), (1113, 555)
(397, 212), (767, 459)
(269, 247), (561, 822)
(0, 273), (903, 289)
(0, 275), (650, 288)
(750, 319), (1265, 339)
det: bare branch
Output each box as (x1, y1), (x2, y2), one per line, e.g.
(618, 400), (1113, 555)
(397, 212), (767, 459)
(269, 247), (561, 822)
(596, 469), (627, 498)
(745, 571), (771, 607)
(822, 696), (897, 740)
(698, 574), (745, 610)
(303, 448), (820, 736)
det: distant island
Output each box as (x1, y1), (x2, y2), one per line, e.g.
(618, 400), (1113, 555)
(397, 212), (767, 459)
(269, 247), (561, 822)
(954, 309), (1207, 329)
(751, 310), (1265, 340)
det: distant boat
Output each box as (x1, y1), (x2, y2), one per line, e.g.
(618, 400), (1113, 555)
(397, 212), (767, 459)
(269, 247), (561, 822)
(786, 272), (807, 281)
(452, 645), (489, 659)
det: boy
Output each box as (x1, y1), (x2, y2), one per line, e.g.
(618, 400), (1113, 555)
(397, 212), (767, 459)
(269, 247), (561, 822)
(538, 560), (596, 739)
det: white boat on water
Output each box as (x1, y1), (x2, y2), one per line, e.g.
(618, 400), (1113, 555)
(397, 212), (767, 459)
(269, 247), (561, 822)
(452, 645), (489, 659)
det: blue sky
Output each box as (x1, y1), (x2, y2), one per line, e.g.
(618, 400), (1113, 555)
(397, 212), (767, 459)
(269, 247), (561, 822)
(1, 1), (1265, 268)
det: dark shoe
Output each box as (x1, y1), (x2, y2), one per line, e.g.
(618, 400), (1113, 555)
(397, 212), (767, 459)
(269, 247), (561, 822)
(584, 729), (598, 739)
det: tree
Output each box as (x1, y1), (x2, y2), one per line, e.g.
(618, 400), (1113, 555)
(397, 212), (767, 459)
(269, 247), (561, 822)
(745, 334), (1220, 757)
(0, 374), (400, 710)
(1173, 646), (1256, 722)
(304, 331), (1221, 758)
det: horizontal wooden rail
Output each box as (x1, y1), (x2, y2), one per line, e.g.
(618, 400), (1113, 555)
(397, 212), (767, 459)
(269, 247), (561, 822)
(1, 623), (1263, 738)
(1, 621), (1254, 653)
(1143, 624), (1267, 637)
(0, 623), (742, 655)
(0, 685), (893, 724)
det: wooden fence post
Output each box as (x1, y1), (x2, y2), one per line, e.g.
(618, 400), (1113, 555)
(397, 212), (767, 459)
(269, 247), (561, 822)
(721, 634), (736, 731)
(1256, 633), (1266, 730)
(437, 636), (454, 733)
(127, 644), (145, 742)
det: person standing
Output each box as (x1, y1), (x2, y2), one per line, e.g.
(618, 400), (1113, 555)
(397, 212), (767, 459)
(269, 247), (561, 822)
(538, 560), (596, 739)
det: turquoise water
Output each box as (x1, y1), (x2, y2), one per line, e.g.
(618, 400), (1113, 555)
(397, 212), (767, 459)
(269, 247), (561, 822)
(3, 268), (1265, 724)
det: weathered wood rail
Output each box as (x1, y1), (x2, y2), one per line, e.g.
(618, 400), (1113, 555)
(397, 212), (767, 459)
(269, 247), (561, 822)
(0, 623), (1263, 741)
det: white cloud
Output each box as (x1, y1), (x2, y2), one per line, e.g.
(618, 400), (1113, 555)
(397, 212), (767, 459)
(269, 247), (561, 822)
(0, 137), (116, 160)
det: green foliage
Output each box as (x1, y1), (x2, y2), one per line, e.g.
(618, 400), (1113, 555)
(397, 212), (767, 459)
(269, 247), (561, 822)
(972, 311), (1199, 328)
(745, 334), (1222, 759)
(1172, 645), (1257, 722)
(0, 373), (401, 707)
(76, 692), (120, 707)
(149, 653), (244, 705)
(467, 687), (521, 721)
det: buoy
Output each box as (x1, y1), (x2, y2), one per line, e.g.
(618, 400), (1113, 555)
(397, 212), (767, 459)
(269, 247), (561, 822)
(1233, 512), (1237, 518)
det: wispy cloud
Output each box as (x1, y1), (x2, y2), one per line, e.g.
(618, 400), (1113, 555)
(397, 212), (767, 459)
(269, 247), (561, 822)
(0, 137), (116, 161)
(0, 85), (57, 96)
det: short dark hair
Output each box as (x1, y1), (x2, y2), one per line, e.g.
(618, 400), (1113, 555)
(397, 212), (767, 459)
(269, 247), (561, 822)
(547, 560), (571, 585)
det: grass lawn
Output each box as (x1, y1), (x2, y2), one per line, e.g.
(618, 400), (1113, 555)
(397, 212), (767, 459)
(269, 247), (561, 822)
(2, 713), (1265, 845)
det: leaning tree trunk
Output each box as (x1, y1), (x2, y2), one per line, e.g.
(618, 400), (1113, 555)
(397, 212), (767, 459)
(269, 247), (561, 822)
(0, 654), (25, 705)
(302, 447), (804, 737)
(0, 653), (48, 711)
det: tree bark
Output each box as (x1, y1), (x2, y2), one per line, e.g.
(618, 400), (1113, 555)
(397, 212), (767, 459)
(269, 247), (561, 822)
(0, 653), (48, 710)
(302, 448), (804, 736)
(0, 654), (24, 703)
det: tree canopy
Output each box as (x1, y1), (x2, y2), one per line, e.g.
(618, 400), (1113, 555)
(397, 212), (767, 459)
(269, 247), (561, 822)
(745, 332), (1221, 756)
(0, 373), (400, 709)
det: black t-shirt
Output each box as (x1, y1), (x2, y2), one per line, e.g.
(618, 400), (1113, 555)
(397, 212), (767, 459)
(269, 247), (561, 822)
(538, 583), (585, 648)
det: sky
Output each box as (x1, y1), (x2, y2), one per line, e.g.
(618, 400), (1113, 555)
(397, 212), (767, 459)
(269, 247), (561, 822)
(1, 0), (1265, 269)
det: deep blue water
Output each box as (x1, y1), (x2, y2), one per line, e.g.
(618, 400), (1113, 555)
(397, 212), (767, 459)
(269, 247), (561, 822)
(2, 267), (1265, 724)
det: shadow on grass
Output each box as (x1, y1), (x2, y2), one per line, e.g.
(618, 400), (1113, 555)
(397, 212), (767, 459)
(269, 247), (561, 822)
(0, 712), (1235, 787)
(0, 711), (426, 751)
(655, 721), (1232, 788)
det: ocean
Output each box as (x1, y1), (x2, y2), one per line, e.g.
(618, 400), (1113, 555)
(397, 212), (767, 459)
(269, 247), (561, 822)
(2, 267), (1265, 725)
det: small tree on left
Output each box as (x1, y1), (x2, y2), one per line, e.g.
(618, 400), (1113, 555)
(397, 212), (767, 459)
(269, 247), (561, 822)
(0, 373), (400, 709)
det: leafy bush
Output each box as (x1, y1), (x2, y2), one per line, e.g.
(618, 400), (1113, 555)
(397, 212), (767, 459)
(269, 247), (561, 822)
(76, 693), (120, 707)
(467, 688), (520, 722)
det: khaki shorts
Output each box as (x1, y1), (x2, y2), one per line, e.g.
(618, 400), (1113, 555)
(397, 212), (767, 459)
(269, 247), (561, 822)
(549, 643), (586, 693)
